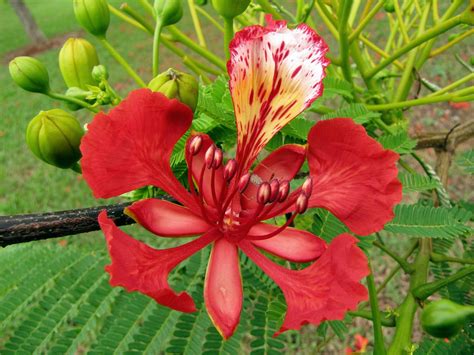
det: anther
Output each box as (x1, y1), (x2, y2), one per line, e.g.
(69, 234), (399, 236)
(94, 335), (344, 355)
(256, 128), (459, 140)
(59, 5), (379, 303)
(204, 145), (216, 169)
(188, 135), (203, 156)
(238, 173), (251, 193)
(301, 177), (313, 197)
(277, 180), (290, 202)
(268, 179), (280, 203)
(295, 193), (309, 214)
(257, 182), (271, 205)
(224, 159), (237, 181)
(213, 148), (223, 169)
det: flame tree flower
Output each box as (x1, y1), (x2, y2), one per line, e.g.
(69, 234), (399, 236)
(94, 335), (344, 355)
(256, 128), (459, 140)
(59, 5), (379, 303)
(80, 17), (402, 339)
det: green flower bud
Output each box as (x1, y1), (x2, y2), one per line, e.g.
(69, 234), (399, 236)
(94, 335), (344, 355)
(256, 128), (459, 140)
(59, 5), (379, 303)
(91, 64), (109, 82)
(73, 0), (110, 38)
(65, 87), (93, 111)
(26, 109), (84, 169)
(383, 0), (395, 13)
(148, 68), (199, 111)
(59, 38), (100, 90)
(211, 0), (249, 19)
(9, 56), (50, 94)
(154, 0), (184, 27)
(421, 299), (474, 339)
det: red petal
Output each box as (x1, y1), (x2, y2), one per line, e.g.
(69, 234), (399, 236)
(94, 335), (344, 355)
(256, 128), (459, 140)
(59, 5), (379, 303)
(99, 211), (219, 312)
(185, 134), (224, 208)
(81, 89), (196, 208)
(228, 16), (329, 170)
(249, 223), (326, 262)
(204, 239), (243, 339)
(307, 118), (402, 235)
(239, 234), (369, 335)
(125, 199), (211, 237)
(241, 144), (305, 210)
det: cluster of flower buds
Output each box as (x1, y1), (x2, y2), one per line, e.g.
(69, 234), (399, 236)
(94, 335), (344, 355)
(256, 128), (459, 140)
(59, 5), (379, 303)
(148, 68), (199, 111)
(26, 109), (84, 169)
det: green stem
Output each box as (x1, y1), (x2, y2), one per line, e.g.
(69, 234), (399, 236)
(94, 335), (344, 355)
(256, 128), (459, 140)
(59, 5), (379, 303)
(166, 26), (226, 71)
(374, 241), (413, 274)
(109, 4), (151, 34)
(338, 0), (354, 86)
(47, 92), (98, 113)
(367, 261), (386, 354)
(152, 20), (163, 77)
(348, 310), (396, 327)
(120, 3), (154, 33)
(430, 252), (474, 265)
(413, 265), (474, 301)
(426, 73), (474, 97)
(255, 0), (283, 20)
(138, 0), (154, 15)
(187, 0), (207, 47)
(430, 28), (474, 57)
(366, 87), (474, 111)
(99, 38), (146, 87)
(366, 14), (464, 79)
(195, 6), (224, 33)
(349, 0), (384, 42)
(314, 1), (339, 39)
(388, 239), (431, 355)
(223, 17), (234, 60)
(182, 57), (212, 84)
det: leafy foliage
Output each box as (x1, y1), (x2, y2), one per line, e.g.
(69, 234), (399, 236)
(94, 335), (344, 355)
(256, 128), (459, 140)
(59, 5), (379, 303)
(456, 150), (474, 174)
(399, 173), (440, 193)
(321, 103), (380, 124)
(378, 132), (417, 154)
(384, 204), (473, 238)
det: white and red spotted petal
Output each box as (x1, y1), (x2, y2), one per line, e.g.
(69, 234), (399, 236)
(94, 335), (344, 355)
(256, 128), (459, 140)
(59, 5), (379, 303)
(228, 15), (329, 171)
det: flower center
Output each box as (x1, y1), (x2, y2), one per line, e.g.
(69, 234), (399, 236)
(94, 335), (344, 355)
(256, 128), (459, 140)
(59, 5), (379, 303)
(187, 135), (311, 242)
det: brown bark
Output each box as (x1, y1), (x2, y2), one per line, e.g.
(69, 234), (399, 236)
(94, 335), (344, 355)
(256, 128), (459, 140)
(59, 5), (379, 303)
(9, 0), (47, 44)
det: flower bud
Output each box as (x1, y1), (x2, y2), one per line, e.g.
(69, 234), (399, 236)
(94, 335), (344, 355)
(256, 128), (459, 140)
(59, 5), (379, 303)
(278, 180), (290, 202)
(301, 177), (313, 197)
(188, 135), (203, 156)
(211, 0), (250, 19)
(155, 0), (184, 27)
(26, 109), (84, 169)
(269, 179), (280, 203)
(148, 68), (199, 111)
(205, 145), (216, 169)
(295, 193), (309, 214)
(9, 56), (50, 94)
(213, 148), (223, 169)
(383, 0), (395, 13)
(91, 64), (109, 82)
(73, 0), (110, 38)
(238, 173), (251, 193)
(59, 38), (100, 90)
(257, 182), (271, 205)
(224, 159), (237, 181)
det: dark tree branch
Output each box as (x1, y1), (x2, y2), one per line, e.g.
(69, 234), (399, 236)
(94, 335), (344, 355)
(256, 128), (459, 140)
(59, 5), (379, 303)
(414, 119), (474, 150)
(0, 203), (134, 247)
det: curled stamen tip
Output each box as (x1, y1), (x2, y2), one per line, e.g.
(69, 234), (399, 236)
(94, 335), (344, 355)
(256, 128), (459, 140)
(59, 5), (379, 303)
(278, 180), (290, 202)
(295, 193), (308, 214)
(204, 145), (216, 169)
(269, 179), (280, 203)
(257, 182), (271, 205)
(213, 148), (223, 169)
(301, 177), (313, 197)
(188, 135), (203, 156)
(224, 159), (237, 181)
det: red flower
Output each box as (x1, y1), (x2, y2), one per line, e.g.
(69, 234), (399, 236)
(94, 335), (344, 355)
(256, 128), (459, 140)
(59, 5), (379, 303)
(346, 334), (369, 354)
(80, 16), (402, 339)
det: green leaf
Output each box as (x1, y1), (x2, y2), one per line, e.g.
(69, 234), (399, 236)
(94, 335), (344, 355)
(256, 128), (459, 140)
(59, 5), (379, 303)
(456, 150), (474, 174)
(399, 173), (440, 192)
(384, 204), (473, 238)
(321, 77), (354, 99)
(312, 208), (348, 243)
(378, 132), (417, 154)
(321, 103), (381, 124)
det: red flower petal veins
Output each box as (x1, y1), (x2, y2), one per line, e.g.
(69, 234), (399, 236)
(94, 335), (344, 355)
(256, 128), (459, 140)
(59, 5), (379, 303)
(240, 234), (369, 335)
(99, 211), (219, 312)
(307, 118), (402, 235)
(81, 89), (197, 208)
(228, 16), (329, 170)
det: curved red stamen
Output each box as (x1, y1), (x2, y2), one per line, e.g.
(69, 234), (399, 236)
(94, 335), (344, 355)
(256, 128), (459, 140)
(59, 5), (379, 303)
(246, 213), (297, 240)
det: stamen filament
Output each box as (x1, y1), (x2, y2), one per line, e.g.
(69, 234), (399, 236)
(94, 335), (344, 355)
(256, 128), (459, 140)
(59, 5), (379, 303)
(246, 213), (298, 240)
